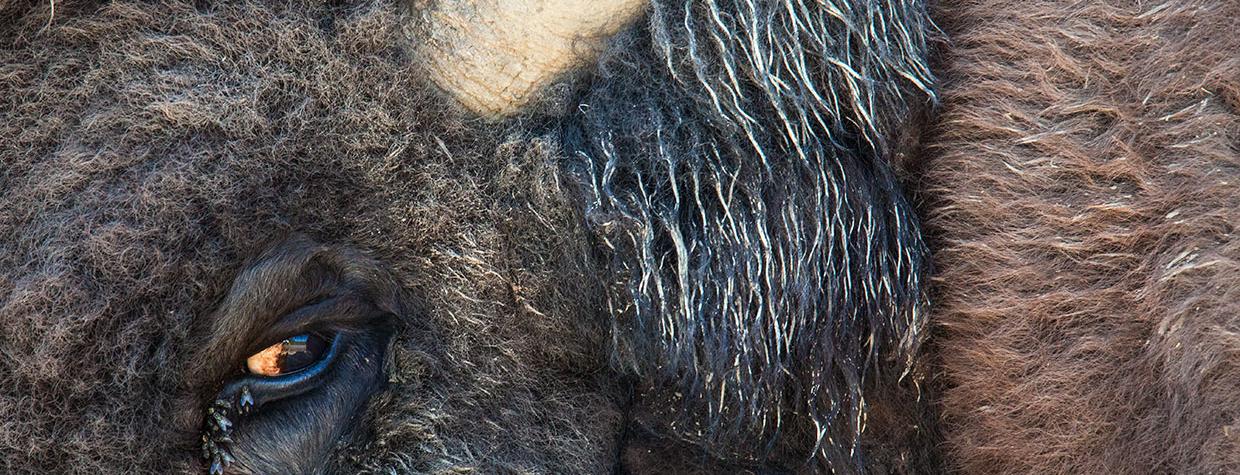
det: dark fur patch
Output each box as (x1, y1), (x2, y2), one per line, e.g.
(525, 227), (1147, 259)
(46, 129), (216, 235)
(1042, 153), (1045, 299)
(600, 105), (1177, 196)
(0, 0), (940, 472)
(0, 1), (619, 472)
(567, 0), (937, 470)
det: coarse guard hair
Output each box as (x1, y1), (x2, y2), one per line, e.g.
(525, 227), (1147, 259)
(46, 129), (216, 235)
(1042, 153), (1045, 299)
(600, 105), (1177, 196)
(565, 0), (938, 469)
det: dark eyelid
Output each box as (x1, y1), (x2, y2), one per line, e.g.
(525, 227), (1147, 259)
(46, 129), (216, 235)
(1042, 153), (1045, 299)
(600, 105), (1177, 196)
(243, 295), (375, 356)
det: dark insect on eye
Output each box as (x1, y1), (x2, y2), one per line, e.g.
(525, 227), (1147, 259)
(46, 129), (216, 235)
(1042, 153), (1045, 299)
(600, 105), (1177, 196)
(246, 333), (330, 376)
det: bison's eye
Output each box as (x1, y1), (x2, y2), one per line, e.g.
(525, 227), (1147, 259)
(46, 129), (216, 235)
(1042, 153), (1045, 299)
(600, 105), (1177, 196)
(245, 333), (330, 376)
(197, 238), (402, 475)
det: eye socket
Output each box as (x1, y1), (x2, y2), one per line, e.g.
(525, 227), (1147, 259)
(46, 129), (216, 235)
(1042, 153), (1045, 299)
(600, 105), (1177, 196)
(245, 333), (330, 376)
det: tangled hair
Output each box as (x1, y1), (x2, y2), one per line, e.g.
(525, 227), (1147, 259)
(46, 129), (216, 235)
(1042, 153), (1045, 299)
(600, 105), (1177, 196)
(567, 0), (937, 469)
(0, 1), (620, 472)
(0, 0), (942, 472)
(923, 0), (1240, 472)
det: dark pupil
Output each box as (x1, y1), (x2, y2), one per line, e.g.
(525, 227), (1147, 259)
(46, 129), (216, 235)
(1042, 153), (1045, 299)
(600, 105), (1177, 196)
(278, 334), (327, 374)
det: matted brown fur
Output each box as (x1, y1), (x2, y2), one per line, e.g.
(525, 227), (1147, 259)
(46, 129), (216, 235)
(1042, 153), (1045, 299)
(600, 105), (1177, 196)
(0, 1), (621, 472)
(922, 0), (1240, 472)
(0, 0), (940, 472)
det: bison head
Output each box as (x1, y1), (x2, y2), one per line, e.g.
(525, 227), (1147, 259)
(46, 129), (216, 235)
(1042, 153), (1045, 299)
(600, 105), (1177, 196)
(0, 0), (938, 472)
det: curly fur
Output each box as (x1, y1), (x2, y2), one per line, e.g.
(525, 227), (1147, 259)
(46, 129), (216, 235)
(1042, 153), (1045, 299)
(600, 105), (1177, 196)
(568, 0), (937, 470)
(0, 1), (620, 472)
(0, 0), (941, 473)
(922, 0), (1240, 472)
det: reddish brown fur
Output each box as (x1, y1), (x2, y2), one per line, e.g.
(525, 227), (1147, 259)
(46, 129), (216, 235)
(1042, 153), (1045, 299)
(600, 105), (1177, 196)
(922, 0), (1240, 472)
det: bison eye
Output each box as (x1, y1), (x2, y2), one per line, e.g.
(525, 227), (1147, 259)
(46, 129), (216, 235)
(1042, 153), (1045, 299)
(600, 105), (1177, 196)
(246, 333), (331, 376)
(197, 237), (404, 474)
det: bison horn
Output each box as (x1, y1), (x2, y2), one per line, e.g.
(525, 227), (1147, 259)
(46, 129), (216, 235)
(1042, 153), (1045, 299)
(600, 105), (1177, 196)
(413, 0), (649, 117)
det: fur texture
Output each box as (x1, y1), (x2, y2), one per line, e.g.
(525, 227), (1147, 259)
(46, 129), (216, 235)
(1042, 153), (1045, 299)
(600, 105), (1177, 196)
(922, 0), (1240, 472)
(568, 0), (938, 470)
(0, 1), (620, 472)
(0, 0), (940, 472)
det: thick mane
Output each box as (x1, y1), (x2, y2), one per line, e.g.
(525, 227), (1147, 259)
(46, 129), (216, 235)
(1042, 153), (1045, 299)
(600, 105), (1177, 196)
(566, 0), (938, 469)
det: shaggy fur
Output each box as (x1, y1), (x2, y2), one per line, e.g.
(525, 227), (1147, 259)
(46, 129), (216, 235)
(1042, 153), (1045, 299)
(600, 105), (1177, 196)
(0, 1), (619, 472)
(568, 0), (937, 470)
(922, 0), (1240, 472)
(0, 0), (940, 473)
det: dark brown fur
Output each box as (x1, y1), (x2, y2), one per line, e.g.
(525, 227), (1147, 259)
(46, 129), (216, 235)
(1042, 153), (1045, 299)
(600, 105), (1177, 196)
(0, 0), (941, 473)
(0, 1), (621, 472)
(921, 0), (1240, 472)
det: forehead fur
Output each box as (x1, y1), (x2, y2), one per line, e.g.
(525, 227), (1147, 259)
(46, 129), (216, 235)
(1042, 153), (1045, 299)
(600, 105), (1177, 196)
(0, 1), (617, 472)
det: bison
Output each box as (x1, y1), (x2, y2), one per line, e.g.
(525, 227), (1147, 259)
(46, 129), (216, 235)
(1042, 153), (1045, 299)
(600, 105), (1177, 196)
(0, 0), (940, 473)
(6, 0), (1235, 473)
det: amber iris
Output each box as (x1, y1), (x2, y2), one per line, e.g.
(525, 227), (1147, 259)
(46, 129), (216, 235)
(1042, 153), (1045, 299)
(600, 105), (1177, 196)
(245, 334), (329, 376)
